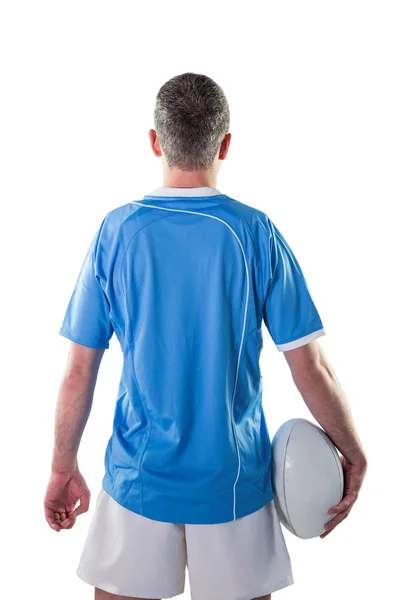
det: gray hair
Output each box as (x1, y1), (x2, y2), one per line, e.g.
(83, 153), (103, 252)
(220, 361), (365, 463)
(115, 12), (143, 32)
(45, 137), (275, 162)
(154, 72), (230, 171)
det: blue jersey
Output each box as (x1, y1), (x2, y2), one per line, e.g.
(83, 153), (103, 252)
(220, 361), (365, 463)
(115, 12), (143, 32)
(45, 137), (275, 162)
(59, 186), (326, 524)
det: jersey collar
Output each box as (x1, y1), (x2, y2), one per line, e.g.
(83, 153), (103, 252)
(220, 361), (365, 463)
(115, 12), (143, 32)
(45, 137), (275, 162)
(144, 186), (223, 198)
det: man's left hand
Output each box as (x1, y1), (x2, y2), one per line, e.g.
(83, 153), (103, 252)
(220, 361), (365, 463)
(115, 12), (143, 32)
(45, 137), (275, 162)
(44, 469), (90, 532)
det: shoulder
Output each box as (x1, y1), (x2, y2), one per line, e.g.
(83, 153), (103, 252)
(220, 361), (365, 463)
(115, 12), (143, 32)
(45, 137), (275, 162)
(219, 194), (273, 244)
(97, 202), (136, 247)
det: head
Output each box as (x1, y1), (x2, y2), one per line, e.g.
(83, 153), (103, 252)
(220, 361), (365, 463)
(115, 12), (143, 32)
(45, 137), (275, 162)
(149, 72), (232, 187)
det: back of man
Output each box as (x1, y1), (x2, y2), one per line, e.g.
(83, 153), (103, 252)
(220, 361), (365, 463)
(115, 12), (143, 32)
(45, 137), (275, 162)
(59, 185), (326, 528)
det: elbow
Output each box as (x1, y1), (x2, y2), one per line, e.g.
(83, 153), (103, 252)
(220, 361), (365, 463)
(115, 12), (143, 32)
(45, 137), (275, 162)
(62, 369), (93, 391)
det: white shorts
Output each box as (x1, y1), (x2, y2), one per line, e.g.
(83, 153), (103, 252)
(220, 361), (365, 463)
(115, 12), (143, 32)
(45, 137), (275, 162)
(76, 487), (294, 600)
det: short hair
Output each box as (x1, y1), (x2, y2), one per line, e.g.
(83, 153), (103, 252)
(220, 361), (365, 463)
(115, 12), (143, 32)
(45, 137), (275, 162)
(154, 72), (230, 171)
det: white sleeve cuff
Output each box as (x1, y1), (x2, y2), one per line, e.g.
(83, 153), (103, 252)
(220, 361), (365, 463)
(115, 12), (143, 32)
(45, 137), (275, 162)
(276, 328), (327, 352)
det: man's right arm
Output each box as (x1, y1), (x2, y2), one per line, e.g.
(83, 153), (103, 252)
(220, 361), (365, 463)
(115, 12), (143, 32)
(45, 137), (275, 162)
(283, 339), (366, 464)
(283, 339), (368, 537)
(256, 212), (367, 534)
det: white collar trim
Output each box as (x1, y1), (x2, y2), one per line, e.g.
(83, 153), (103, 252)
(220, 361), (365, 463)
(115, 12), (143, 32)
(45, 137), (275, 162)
(144, 186), (223, 198)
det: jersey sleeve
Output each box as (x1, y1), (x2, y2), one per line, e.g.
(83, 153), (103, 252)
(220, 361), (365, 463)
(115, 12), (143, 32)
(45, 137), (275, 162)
(261, 217), (326, 352)
(58, 218), (114, 349)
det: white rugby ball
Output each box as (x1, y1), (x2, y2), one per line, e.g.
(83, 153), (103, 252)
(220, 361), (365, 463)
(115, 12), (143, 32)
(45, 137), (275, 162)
(271, 418), (344, 539)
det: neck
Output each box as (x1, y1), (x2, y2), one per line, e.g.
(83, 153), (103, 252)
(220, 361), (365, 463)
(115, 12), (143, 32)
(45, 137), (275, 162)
(163, 167), (217, 189)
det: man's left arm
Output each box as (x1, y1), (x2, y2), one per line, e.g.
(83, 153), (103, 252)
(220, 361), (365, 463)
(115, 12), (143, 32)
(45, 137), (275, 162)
(52, 343), (104, 474)
(45, 216), (114, 532)
(44, 343), (105, 532)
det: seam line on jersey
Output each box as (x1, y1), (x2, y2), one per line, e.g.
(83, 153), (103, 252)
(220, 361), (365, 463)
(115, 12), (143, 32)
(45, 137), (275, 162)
(131, 201), (250, 521)
(119, 210), (180, 297)
(124, 344), (154, 514)
(245, 313), (264, 338)
(197, 195), (263, 270)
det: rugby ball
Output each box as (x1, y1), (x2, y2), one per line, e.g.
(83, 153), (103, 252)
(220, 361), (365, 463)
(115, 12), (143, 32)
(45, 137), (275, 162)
(271, 418), (344, 539)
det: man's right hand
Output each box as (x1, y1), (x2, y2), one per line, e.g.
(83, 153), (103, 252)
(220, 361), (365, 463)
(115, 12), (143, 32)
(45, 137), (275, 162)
(320, 454), (367, 539)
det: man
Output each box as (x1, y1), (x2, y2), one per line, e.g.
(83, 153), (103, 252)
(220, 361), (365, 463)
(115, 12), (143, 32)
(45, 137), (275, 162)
(44, 72), (367, 600)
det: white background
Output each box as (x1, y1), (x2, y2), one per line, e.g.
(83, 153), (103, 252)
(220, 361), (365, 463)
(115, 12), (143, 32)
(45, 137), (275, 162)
(1, 1), (398, 599)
